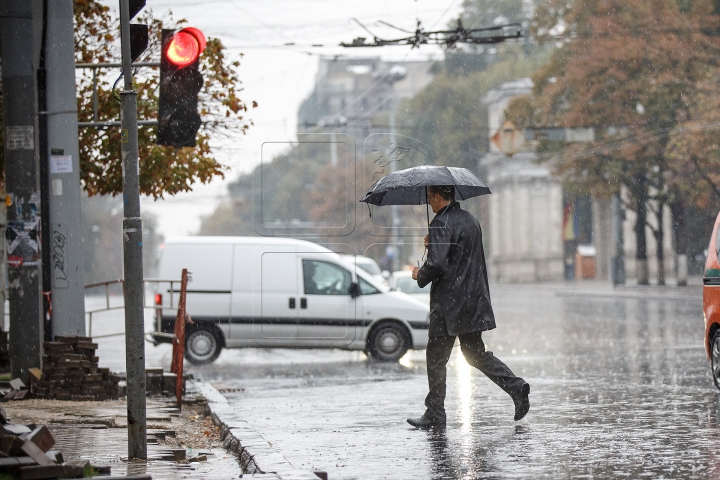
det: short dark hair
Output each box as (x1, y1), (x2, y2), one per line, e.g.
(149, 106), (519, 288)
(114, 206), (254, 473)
(428, 185), (455, 202)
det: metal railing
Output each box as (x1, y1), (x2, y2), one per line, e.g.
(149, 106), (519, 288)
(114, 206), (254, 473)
(84, 278), (181, 339)
(75, 61), (160, 128)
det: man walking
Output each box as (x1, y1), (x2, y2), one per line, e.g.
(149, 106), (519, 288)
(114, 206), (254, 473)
(408, 185), (530, 429)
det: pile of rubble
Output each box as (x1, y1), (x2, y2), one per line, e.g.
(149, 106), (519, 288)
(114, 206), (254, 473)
(33, 336), (121, 401)
(0, 406), (108, 478)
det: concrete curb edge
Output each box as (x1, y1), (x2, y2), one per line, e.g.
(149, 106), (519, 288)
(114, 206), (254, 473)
(191, 381), (322, 480)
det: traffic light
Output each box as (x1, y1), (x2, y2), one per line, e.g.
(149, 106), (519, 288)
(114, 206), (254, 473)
(129, 0), (148, 61)
(158, 27), (207, 148)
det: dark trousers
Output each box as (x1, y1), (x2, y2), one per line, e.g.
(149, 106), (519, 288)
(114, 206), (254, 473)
(425, 330), (526, 422)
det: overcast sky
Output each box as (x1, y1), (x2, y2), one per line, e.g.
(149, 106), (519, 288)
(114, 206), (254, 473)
(101, 0), (464, 238)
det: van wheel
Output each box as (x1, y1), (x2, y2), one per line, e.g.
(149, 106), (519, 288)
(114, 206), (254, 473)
(185, 327), (223, 365)
(712, 330), (720, 390)
(367, 321), (410, 362)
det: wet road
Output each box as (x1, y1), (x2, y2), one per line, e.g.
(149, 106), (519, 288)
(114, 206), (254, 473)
(133, 284), (720, 478)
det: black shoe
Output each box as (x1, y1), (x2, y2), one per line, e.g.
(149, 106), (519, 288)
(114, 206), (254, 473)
(407, 414), (445, 429)
(513, 383), (530, 421)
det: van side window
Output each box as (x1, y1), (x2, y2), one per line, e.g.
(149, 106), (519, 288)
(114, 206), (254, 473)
(302, 260), (352, 295)
(359, 278), (379, 295)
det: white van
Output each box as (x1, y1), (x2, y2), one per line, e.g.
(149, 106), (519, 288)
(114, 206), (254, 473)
(151, 237), (429, 364)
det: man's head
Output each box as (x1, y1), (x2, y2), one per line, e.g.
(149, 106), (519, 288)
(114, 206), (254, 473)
(427, 185), (455, 213)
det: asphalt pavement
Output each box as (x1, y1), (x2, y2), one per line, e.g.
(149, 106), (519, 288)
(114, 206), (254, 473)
(183, 283), (718, 480)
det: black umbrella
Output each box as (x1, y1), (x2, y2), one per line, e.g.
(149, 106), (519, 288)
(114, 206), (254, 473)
(360, 165), (491, 207)
(360, 165), (491, 242)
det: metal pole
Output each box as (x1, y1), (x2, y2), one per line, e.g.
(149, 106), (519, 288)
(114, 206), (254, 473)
(0, 0), (44, 380)
(37, 0), (53, 342)
(389, 84), (399, 272)
(119, 0), (147, 460)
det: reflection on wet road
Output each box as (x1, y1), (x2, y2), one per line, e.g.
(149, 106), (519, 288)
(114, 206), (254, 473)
(189, 284), (717, 479)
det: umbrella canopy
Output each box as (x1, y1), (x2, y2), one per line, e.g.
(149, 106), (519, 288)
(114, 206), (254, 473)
(359, 165), (491, 206)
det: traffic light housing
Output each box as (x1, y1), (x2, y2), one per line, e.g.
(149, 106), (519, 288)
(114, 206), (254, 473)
(129, 0), (148, 61)
(158, 27), (207, 148)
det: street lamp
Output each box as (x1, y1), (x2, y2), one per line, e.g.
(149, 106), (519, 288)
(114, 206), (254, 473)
(378, 65), (407, 272)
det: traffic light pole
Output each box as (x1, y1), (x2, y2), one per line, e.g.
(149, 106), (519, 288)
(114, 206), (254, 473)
(119, 0), (147, 460)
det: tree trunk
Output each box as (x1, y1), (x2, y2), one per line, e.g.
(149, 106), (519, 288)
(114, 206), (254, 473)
(635, 194), (649, 285)
(670, 199), (688, 286)
(655, 202), (665, 286)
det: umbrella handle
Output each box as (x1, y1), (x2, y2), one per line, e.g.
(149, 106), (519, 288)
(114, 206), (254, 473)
(423, 187), (429, 263)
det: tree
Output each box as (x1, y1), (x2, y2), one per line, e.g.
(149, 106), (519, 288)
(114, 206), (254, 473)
(507, 0), (720, 283)
(74, 0), (256, 198)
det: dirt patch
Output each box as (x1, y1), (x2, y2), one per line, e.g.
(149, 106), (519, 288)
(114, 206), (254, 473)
(156, 403), (223, 451)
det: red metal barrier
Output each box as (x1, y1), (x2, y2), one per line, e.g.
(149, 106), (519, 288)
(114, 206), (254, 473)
(170, 268), (188, 409)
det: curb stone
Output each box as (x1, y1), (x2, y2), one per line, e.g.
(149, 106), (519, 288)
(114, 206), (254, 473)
(191, 381), (323, 480)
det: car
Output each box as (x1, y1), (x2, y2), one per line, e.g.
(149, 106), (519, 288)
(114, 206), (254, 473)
(152, 237), (429, 365)
(389, 270), (430, 305)
(704, 211), (720, 389)
(339, 254), (386, 283)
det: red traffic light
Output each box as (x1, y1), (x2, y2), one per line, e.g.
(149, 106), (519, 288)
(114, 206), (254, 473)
(165, 27), (207, 68)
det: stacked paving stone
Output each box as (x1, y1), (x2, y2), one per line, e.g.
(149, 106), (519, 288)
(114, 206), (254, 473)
(34, 336), (121, 401)
(0, 405), (108, 479)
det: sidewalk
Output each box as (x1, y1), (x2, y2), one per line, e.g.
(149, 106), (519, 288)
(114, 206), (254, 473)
(489, 278), (703, 301)
(191, 382), (325, 480)
(3, 396), (243, 479)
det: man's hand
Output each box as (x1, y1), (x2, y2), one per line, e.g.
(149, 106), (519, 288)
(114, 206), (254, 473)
(424, 234), (429, 248)
(412, 267), (420, 280)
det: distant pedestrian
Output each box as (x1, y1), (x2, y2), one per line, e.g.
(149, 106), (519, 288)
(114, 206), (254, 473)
(407, 185), (530, 428)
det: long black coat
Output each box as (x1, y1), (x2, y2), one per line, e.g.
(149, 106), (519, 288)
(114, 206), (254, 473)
(416, 201), (496, 337)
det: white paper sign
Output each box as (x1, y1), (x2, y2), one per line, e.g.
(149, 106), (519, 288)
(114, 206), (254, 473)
(6, 126), (34, 150)
(49, 155), (73, 174)
(52, 179), (63, 196)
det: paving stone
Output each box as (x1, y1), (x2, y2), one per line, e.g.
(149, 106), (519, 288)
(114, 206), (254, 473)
(9, 379), (25, 390)
(0, 434), (26, 455)
(27, 369), (42, 383)
(17, 464), (65, 480)
(26, 426), (55, 452)
(21, 438), (55, 466)
(45, 450), (62, 464)
(13, 390), (29, 400)
(1, 424), (31, 436)
(146, 374), (163, 395)
(0, 456), (36, 470)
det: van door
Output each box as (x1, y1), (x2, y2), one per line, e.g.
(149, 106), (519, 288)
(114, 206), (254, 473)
(258, 250), (298, 342)
(296, 255), (357, 346)
(229, 244), (256, 346)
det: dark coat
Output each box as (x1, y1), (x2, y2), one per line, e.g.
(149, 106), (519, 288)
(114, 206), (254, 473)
(416, 201), (496, 337)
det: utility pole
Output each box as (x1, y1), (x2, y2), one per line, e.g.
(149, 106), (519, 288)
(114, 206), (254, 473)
(0, 0), (44, 378)
(39, 0), (86, 338)
(385, 65), (406, 272)
(119, 0), (147, 460)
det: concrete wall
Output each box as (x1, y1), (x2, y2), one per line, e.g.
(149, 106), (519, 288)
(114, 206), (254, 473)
(592, 198), (613, 281)
(484, 152), (564, 282)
